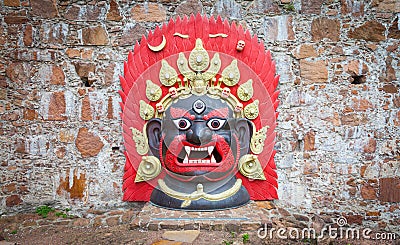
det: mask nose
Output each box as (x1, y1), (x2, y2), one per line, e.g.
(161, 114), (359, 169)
(186, 121), (212, 145)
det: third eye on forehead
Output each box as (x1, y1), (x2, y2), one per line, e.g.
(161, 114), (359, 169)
(193, 99), (206, 114)
(169, 107), (229, 120)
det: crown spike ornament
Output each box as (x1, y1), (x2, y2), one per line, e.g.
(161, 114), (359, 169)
(120, 14), (280, 210)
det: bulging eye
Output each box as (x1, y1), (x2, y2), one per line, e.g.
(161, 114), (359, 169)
(173, 118), (191, 130)
(207, 118), (226, 130)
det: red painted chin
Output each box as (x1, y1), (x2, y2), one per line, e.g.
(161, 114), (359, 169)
(162, 135), (237, 174)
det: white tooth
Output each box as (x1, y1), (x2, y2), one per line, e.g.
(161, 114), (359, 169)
(211, 155), (216, 163)
(191, 147), (196, 151)
(208, 146), (214, 155)
(201, 160), (207, 163)
(185, 146), (191, 155)
(183, 155), (188, 163)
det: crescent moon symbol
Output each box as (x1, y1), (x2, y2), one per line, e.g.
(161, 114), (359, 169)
(148, 35), (166, 52)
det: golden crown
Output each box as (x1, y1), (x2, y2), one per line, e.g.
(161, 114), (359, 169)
(139, 38), (259, 121)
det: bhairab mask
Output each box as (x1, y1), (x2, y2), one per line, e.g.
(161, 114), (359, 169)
(120, 14), (280, 210)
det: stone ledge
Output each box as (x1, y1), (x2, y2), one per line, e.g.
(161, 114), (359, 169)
(130, 201), (268, 232)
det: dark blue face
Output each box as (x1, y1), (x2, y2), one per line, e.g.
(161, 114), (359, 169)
(163, 96), (234, 146)
(158, 95), (240, 176)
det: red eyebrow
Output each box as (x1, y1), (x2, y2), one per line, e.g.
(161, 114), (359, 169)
(203, 108), (229, 120)
(170, 108), (194, 119)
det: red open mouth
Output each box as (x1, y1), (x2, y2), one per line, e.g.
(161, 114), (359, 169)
(176, 142), (223, 166)
(162, 134), (235, 174)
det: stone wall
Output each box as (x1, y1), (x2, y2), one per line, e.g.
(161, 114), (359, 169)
(1, 0), (399, 233)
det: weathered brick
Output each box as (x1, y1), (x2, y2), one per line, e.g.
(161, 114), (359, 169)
(4, 0), (20, 7)
(2, 183), (17, 193)
(107, 0), (122, 21)
(59, 130), (75, 143)
(300, 60), (328, 84)
(118, 24), (146, 46)
(348, 20), (386, 42)
(263, 15), (294, 42)
(37, 65), (65, 85)
(248, 0), (280, 14)
(6, 195), (22, 207)
(346, 60), (369, 76)
(74, 62), (96, 81)
(304, 131), (316, 151)
(23, 109), (38, 120)
(175, 0), (203, 16)
(341, 0), (364, 16)
(379, 84), (398, 94)
(107, 97), (114, 119)
(352, 98), (373, 111)
(75, 128), (104, 157)
(23, 24), (33, 47)
(30, 0), (58, 18)
(67, 4), (104, 21)
(363, 138), (377, 153)
(82, 26), (109, 46)
(40, 22), (68, 45)
(81, 95), (92, 121)
(379, 178), (400, 202)
(344, 214), (363, 225)
(293, 44), (317, 59)
(6, 62), (31, 84)
(4, 14), (28, 24)
(388, 16), (400, 39)
(371, 0), (400, 12)
(211, 0), (243, 19)
(311, 17), (340, 42)
(47, 92), (67, 121)
(361, 183), (377, 200)
(131, 3), (166, 22)
(301, 0), (323, 14)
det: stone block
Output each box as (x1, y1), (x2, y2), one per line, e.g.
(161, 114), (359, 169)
(300, 60), (328, 84)
(379, 178), (400, 202)
(82, 26), (109, 46)
(6, 195), (22, 207)
(311, 17), (340, 42)
(175, 0), (203, 16)
(301, 0), (323, 14)
(107, 0), (123, 21)
(4, 0), (20, 7)
(130, 3), (166, 22)
(263, 15), (294, 42)
(75, 128), (104, 158)
(162, 230), (200, 243)
(293, 44), (317, 59)
(30, 0), (58, 18)
(348, 21), (386, 42)
(361, 183), (377, 200)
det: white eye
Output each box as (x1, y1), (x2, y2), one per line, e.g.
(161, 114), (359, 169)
(207, 118), (226, 130)
(173, 118), (191, 130)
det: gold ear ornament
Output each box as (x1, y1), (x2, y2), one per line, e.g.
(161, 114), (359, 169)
(134, 156), (162, 182)
(238, 154), (266, 180)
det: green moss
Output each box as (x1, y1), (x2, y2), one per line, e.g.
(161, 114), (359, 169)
(283, 3), (295, 11)
(35, 205), (55, 218)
